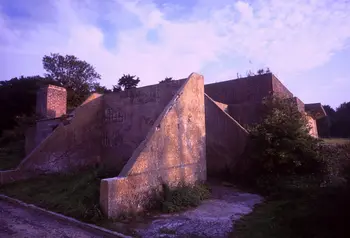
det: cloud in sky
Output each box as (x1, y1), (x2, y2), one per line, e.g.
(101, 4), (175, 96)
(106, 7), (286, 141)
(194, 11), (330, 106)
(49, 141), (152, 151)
(1, 0), (349, 107)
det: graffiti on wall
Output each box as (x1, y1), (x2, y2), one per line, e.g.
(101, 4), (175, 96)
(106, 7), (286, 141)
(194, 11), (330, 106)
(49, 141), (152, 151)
(120, 86), (161, 104)
(105, 108), (125, 123)
(142, 116), (155, 126)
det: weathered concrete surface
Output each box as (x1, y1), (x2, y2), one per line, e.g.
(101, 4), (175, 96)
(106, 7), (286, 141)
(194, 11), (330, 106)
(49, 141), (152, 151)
(18, 93), (103, 174)
(305, 103), (327, 120)
(102, 80), (185, 171)
(135, 183), (262, 238)
(100, 73), (206, 218)
(0, 199), (125, 238)
(307, 115), (319, 137)
(205, 73), (293, 105)
(205, 73), (294, 129)
(227, 102), (265, 128)
(271, 74), (293, 98)
(205, 95), (249, 176)
(0, 93), (104, 185)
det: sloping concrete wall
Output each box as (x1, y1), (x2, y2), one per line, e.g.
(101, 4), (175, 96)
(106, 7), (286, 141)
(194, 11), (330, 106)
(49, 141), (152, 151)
(100, 73), (206, 218)
(25, 127), (36, 156)
(102, 80), (185, 171)
(205, 95), (249, 176)
(17, 93), (103, 174)
(227, 102), (265, 128)
(271, 74), (293, 98)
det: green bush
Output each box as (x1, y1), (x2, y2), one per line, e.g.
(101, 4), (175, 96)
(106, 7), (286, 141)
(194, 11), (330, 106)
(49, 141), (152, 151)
(317, 142), (350, 185)
(148, 183), (211, 213)
(243, 95), (322, 178)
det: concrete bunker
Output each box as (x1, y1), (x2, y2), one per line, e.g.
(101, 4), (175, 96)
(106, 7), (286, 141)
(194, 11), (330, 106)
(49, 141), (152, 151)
(0, 71), (327, 218)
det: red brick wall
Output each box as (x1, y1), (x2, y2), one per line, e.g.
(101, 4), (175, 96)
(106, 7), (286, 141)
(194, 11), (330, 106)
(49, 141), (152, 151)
(36, 85), (67, 119)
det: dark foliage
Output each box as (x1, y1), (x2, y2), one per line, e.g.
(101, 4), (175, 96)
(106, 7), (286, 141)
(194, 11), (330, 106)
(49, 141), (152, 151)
(239, 95), (322, 179)
(147, 183), (211, 213)
(0, 76), (59, 136)
(116, 74), (140, 90)
(43, 53), (101, 108)
(318, 102), (350, 138)
(159, 77), (173, 83)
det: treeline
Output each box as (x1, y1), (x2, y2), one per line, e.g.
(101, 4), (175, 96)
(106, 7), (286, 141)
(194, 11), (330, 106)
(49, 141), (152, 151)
(0, 53), (174, 137)
(318, 103), (350, 138)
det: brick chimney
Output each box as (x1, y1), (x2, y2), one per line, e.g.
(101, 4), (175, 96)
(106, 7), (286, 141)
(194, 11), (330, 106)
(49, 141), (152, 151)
(36, 84), (67, 119)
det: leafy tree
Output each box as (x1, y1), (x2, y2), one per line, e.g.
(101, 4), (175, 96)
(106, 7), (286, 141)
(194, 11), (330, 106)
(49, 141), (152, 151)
(332, 102), (350, 138)
(317, 105), (335, 138)
(159, 77), (173, 83)
(319, 103), (350, 138)
(243, 95), (321, 176)
(117, 74), (140, 90)
(42, 53), (101, 108)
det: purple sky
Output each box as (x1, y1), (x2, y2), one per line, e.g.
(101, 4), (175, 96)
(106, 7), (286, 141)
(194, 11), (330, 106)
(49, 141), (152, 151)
(1, 0), (349, 108)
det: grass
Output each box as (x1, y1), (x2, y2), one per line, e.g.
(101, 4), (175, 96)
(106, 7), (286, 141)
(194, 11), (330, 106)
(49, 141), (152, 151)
(0, 140), (25, 170)
(0, 168), (118, 223)
(0, 166), (211, 237)
(148, 183), (211, 213)
(230, 176), (350, 238)
(323, 137), (350, 145)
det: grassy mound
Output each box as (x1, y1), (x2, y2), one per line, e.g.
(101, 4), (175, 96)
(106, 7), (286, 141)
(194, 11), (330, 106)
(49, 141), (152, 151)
(0, 168), (118, 223)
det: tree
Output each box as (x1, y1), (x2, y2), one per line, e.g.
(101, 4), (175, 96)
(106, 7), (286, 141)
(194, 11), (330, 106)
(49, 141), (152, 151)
(159, 77), (173, 83)
(117, 74), (140, 90)
(332, 102), (350, 138)
(42, 53), (101, 108)
(319, 103), (350, 138)
(243, 95), (321, 176)
(317, 105), (335, 138)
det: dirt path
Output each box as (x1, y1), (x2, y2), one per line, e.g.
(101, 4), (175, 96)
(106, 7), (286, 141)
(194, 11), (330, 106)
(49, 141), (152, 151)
(0, 200), (114, 238)
(129, 182), (263, 238)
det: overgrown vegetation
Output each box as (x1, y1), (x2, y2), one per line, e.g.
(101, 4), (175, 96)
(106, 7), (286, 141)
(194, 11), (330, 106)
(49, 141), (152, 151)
(0, 169), (210, 236)
(230, 95), (350, 238)
(0, 168), (118, 223)
(235, 95), (323, 181)
(0, 140), (24, 170)
(147, 183), (211, 213)
(319, 103), (350, 138)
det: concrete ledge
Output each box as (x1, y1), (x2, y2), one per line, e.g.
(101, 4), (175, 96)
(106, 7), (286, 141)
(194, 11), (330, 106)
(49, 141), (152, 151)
(0, 194), (131, 238)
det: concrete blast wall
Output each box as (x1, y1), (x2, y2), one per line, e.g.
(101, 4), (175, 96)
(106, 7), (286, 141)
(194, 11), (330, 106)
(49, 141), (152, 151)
(102, 80), (185, 171)
(100, 73), (206, 218)
(0, 93), (104, 184)
(205, 74), (274, 104)
(205, 95), (249, 176)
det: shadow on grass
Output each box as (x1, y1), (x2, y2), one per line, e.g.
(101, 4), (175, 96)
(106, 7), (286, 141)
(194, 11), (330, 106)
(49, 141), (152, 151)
(0, 140), (24, 170)
(230, 176), (350, 238)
